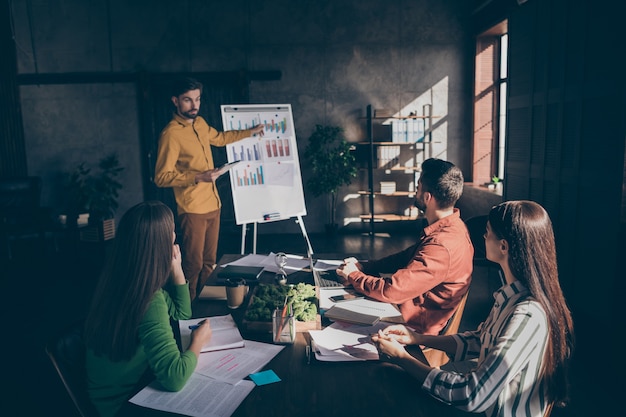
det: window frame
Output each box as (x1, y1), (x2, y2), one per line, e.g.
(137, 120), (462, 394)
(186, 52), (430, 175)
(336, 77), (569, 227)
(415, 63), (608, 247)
(472, 20), (508, 185)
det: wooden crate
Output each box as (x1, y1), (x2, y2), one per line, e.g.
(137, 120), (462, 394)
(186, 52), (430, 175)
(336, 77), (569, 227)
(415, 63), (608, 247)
(242, 284), (321, 333)
(79, 218), (115, 242)
(243, 314), (321, 333)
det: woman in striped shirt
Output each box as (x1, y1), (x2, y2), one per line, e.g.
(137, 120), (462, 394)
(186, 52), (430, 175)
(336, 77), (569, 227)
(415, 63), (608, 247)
(372, 200), (574, 417)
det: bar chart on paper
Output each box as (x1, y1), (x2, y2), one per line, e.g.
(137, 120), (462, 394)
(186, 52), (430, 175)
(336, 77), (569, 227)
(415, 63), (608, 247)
(221, 104), (306, 225)
(230, 141), (262, 161)
(225, 111), (292, 137)
(233, 164), (265, 187)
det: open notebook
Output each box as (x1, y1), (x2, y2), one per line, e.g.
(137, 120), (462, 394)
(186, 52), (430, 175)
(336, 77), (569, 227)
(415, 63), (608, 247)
(179, 315), (244, 352)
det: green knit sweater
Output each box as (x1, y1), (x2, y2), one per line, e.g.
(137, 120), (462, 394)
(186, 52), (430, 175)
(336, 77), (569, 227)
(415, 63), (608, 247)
(86, 283), (197, 417)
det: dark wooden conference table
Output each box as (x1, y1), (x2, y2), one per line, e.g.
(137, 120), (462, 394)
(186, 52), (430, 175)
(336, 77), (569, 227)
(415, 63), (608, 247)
(124, 254), (471, 417)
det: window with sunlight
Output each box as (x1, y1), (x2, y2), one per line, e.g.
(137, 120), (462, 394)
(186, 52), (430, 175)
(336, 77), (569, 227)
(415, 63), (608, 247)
(473, 21), (508, 187)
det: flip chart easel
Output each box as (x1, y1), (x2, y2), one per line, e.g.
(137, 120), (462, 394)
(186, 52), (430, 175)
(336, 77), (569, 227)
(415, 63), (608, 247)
(240, 215), (314, 256)
(220, 104), (311, 255)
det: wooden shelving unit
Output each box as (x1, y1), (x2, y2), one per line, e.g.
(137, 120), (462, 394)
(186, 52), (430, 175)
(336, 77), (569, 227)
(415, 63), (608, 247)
(358, 104), (437, 235)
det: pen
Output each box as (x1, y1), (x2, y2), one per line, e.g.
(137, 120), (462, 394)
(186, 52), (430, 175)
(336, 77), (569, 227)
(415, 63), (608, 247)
(305, 344), (311, 365)
(189, 319), (207, 330)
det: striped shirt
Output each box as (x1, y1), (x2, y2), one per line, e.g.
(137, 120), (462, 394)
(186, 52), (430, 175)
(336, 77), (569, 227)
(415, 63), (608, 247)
(423, 281), (549, 417)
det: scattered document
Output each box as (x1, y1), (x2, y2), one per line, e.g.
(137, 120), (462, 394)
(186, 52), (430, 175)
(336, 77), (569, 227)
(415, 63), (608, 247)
(313, 259), (343, 271)
(224, 252), (310, 275)
(195, 340), (285, 385)
(309, 321), (390, 361)
(224, 253), (270, 268)
(129, 374), (255, 417)
(262, 252), (310, 274)
(179, 315), (244, 353)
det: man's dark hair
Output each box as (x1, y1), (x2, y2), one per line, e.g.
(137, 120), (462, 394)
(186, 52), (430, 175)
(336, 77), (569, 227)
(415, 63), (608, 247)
(419, 158), (464, 208)
(171, 77), (203, 97)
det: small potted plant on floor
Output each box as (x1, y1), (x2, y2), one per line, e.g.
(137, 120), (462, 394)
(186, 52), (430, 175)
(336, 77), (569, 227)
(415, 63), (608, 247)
(65, 153), (124, 240)
(64, 163), (91, 227)
(304, 125), (357, 235)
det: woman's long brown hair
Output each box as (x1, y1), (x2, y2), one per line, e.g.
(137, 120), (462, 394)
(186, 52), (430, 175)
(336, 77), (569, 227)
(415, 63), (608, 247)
(84, 201), (175, 361)
(489, 200), (575, 407)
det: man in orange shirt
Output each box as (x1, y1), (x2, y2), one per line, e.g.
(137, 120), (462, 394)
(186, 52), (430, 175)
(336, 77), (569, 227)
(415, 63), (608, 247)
(337, 158), (473, 335)
(155, 77), (264, 300)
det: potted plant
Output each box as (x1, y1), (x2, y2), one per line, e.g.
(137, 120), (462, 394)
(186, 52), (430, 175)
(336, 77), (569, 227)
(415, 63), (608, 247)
(65, 153), (124, 240)
(64, 163), (91, 226)
(487, 175), (502, 191)
(84, 153), (124, 223)
(304, 125), (357, 234)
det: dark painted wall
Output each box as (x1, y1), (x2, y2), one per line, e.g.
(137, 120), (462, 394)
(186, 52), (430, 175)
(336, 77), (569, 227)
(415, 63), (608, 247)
(502, 0), (625, 325)
(9, 0), (474, 233)
(9, 0), (624, 326)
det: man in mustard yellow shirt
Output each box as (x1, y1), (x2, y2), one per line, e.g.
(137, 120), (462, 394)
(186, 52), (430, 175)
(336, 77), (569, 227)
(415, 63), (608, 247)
(155, 77), (264, 300)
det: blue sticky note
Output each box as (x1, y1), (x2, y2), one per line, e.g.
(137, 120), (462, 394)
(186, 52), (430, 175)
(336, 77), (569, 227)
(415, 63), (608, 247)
(249, 370), (281, 386)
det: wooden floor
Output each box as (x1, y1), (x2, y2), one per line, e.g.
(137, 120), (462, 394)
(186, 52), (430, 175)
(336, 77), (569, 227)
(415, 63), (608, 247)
(0, 229), (610, 416)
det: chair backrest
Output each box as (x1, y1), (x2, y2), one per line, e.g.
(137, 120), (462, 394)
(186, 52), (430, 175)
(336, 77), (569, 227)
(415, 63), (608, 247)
(464, 214), (500, 267)
(45, 320), (98, 417)
(422, 289), (469, 367)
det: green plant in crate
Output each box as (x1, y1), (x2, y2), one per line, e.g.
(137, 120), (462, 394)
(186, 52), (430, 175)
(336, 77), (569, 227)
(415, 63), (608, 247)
(245, 283), (317, 322)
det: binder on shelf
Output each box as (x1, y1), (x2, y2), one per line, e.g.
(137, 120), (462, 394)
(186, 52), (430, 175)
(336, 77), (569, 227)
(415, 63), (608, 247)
(380, 181), (396, 194)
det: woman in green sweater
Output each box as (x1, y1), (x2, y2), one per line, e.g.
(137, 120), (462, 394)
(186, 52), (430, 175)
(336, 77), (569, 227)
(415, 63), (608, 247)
(84, 201), (213, 417)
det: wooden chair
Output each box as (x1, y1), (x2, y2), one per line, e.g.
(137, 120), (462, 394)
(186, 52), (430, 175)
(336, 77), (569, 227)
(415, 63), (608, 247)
(421, 289), (469, 367)
(45, 320), (98, 417)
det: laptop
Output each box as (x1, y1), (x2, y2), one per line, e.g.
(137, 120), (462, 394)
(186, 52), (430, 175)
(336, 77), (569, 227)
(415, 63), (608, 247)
(311, 257), (345, 288)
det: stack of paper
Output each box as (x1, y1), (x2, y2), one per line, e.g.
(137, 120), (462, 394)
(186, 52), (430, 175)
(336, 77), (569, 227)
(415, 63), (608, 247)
(318, 289), (404, 324)
(380, 181), (397, 194)
(323, 305), (381, 325)
(309, 321), (389, 361)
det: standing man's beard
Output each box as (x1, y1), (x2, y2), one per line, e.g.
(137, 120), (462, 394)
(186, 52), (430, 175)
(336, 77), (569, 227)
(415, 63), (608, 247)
(180, 110), (198, 119)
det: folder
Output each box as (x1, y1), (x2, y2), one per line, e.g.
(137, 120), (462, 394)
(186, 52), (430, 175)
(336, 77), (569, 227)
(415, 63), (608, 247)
(217, 265), (264, 282)
(323, 305), (381, 326)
